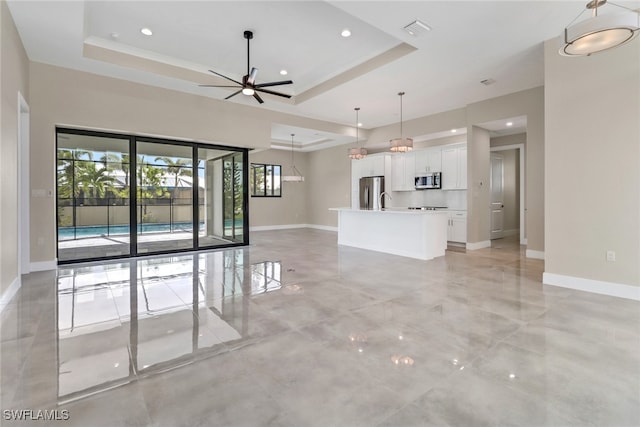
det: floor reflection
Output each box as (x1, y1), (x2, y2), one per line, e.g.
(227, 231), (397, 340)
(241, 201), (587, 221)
(56, 251), (282, 402)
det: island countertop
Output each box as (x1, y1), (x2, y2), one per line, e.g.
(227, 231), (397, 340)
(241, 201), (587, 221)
(329, 207), (448, 215)
(329, 207), (448, 260)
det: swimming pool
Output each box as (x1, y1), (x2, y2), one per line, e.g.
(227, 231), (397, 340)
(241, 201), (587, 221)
(58, 222), (201, 239)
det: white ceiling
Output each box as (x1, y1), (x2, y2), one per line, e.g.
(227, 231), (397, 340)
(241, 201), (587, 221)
(8, 0), (640, 150)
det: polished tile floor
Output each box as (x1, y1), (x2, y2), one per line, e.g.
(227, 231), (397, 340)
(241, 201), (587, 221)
(1, 229), (639, 426)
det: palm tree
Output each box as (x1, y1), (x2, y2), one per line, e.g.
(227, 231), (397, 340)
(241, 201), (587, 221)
(100, 153), (130, 187)
(154, 156), (192, 194)
(76, 162), (115, 202)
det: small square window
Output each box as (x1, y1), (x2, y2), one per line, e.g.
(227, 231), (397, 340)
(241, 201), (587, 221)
(250, 163), (281, 197)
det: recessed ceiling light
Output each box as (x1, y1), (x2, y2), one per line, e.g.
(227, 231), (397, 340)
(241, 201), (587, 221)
(451, 129), (457, 133)
(280, 69), (288, 76)
(358, 122), (363, 127)
(140, 27), (153, 36)
(506, 122), (513, 127)
(341, 29), (351, 38)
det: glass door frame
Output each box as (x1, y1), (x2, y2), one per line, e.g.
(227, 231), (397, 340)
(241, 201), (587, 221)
(56, 127), (249, 265)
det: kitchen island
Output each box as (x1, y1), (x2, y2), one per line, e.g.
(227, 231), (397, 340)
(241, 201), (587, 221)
(329, 208), (448, 260)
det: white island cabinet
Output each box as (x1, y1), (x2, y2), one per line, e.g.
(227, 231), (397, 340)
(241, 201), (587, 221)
(329, 208), (448, 260)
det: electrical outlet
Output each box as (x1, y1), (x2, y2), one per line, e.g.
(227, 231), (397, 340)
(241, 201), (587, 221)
(606, 250), (616, 262)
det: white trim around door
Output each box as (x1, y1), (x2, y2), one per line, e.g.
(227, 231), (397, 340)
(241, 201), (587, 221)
(18, 92), (30, 275)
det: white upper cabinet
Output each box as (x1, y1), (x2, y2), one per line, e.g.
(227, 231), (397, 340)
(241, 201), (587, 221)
(414, 148), (442, 173)
(391, 153), (416, 192)
(357, 155), (385, 177)
(441, 145), (467, 190)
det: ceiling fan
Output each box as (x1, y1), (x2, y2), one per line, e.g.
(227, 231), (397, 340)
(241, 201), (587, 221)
(199, 30), (293, 104)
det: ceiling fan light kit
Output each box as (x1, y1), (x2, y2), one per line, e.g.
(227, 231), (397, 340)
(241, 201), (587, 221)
(199, 30), (293, 103)
(560, 0), (640, 56)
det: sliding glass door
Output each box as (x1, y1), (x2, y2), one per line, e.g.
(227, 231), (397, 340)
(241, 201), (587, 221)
(136, 141), (194, 254)
(57, 132), (132, 262)
(223, 153), (245, 242)
(197, 149), (248, 248)
(56, 129), (248, 264)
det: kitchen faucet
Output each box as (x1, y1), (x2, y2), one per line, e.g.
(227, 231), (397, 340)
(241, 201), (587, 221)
(378, 191), (392, 210)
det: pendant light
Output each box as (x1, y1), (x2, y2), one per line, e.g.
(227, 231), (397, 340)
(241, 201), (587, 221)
(348, 107), (367, 160)
(281, 133), (304, 182)
(559, 0), (640, 57)
(389, 92), (413, 152)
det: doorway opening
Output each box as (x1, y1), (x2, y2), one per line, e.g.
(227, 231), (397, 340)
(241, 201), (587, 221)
(490, 143), (525, 245)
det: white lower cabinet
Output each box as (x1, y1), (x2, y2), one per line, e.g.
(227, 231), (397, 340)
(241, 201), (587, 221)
(447, 211), (467, 243)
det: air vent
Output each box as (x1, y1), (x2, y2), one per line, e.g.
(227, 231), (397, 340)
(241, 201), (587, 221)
(403, 20), (431, 36)
(480, 78), (496, 86)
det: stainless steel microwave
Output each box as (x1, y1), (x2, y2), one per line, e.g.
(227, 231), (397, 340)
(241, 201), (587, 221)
(415, 172), (441, 189)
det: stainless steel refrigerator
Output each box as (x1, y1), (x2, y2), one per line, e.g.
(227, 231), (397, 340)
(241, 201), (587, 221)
(359, 176), (385, 210)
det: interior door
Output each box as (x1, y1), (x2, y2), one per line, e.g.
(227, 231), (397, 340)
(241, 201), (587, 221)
(490, 153), (505, 239)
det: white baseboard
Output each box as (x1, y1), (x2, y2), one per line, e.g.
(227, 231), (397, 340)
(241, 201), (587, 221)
(307, 224), (338, 232)
(466, 240), (491, 250)
(1, 276), (21, 313)
(250, 224), (307, 232)
(543, 272), (640, 301)
(30, 260), (57, 272)
(250, 224), (337, 232)
(526, 249), (544, 260)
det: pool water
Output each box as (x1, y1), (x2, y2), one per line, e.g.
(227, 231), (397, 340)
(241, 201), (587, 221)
(58, 222), (204, 239)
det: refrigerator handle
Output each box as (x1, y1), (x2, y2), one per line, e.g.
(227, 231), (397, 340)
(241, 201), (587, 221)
(364, 186), (369, 209)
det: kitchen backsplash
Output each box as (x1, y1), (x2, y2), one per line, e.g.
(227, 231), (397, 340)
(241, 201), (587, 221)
(391, 190), (467, 210)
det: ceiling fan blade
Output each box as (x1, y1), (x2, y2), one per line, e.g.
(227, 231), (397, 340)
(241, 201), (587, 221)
(198, 85), (241, 88)
(253, 92), (264, 104)
(225, 89), (243, 100)
(208, 69), (242, 86)
(255, 87), (292, 99)
(247, 67), (259, 85)
(255, 80), (293, 88)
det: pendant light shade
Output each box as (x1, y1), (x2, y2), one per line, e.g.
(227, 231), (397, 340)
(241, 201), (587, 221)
(390, 92), (413, 152)
(560, 0), (640, 56)
(348, 107), (367, 160)
(281, 133), (304, 182)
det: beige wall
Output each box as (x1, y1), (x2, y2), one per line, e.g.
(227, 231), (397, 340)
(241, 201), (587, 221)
(248, 149), (309, 228)
(544, 37), (640, 287)
(1, 2), (29, 295)
(307, 144), (351, 227)
(248, 144), (351, 230)
(467, 126), (491, 244)
(491, 133), (526, 148)
(365, 108), (467, 148)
